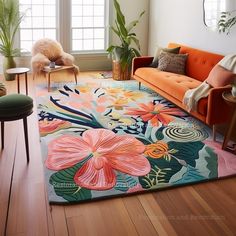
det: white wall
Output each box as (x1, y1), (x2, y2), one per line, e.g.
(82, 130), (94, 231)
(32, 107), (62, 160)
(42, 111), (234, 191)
(148, 0), (236, 56)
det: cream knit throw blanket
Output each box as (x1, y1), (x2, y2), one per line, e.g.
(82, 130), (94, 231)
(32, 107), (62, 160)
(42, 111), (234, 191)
(183, 54), (236, 112)
(218, 54), (236, 72)
(182, 81), (211, 112)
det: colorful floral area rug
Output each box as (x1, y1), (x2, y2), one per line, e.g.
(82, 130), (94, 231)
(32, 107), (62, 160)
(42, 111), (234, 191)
(37, 82), (236, 204)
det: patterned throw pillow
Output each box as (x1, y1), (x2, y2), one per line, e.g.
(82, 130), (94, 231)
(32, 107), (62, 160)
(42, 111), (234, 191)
(149, 46), (181, 67)
(158, 52), (188, 75)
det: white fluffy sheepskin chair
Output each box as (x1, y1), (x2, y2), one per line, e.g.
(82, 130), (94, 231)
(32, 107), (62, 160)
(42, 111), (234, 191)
(31, 38), (79, 77)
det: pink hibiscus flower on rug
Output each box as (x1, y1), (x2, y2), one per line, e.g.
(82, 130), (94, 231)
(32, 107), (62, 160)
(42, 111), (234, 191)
(45, 129), (151, 190)
(125, 102), (185, 126)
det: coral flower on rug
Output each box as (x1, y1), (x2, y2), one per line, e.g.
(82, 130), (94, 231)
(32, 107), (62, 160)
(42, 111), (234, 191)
(126, 102), (185, 126)
(45, 129), (151, 190)
(39, 119), (71, 136)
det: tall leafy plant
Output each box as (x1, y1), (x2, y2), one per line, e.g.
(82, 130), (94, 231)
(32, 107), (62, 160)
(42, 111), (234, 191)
(0, 0), (25, 57)
(107, 0), (144, 71)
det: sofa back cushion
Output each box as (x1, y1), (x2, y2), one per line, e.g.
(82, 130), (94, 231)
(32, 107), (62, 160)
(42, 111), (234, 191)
(168, 43), (224, 82)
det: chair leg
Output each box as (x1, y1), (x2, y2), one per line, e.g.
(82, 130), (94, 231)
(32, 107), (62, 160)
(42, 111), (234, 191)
(74, 69), (78, 84)
(1, 121), (4, 149)
(23, 117), (30, 163)
(138, 82), (141, 90)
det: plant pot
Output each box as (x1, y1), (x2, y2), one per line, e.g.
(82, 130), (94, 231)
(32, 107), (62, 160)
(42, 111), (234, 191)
(231, 86), (236, 97)
(0, 83), (6, 97)
(112, 60), (130, 80)
(3, 56), (16, 81)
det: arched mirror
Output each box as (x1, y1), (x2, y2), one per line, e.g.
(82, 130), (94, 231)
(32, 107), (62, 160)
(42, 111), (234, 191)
(203, 0), (236, 31)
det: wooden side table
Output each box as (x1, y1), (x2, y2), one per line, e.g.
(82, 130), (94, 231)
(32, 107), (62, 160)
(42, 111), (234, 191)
(6, 67), (30, 95)
(43, 65), (78, 92)
(222, 91), (236, 153)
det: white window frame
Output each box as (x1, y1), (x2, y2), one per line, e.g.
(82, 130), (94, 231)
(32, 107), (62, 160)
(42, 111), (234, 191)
(69, 0), (109, 53)
(18, 0), (109, 55)
(19, 0), (59, 54)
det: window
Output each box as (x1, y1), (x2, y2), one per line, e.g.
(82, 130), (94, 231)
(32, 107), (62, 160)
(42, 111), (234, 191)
(71, 0), (107, 51)
(19, 0), (57, 53)
(19, 0), (109, 54)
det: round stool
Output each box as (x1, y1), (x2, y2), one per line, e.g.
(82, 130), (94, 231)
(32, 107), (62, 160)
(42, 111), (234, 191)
(0, 94), (33, 162)
(6, 67), (30, 95)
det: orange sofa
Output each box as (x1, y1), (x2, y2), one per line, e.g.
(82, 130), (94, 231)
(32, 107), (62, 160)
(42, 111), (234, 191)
(132, 43), (232, 126)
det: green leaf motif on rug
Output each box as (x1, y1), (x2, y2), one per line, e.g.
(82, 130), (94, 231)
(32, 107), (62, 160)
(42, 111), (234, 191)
(205, 146), (218, 178)
(172, 165), (206, 185)
(168, 141), (204, 167)
(155, 130), (164, 141)
(139, 157), (182, 189)
(136, 137), (151, 145)
(49, 163), (92, 202)
(114, 172), (138, 192)
(139, 141), (205, 190)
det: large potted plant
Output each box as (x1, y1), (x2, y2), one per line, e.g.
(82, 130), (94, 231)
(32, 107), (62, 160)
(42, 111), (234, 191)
(0, 0), (25, 81)
(107, 0), (144, 80)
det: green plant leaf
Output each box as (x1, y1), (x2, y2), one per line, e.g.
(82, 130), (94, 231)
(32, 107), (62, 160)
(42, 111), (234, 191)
(126, 11), (145, 32)
(130, 36), (141, 50)
(0, 0), (26, 56)
(217, 9), (236, 34)
(114, 0), (125, 26)
(110, 25), (120, 37)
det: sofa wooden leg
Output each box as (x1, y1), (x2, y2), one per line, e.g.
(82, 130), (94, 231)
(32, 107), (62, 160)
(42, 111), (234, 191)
(138, 82), (141, 90)
(1, 121), (4, 149)
(212, 124), (216, 141)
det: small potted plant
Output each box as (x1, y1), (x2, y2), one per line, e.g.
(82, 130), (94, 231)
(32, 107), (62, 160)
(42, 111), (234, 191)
(0, 0), (26, 80)
(107, 0), (144, 80)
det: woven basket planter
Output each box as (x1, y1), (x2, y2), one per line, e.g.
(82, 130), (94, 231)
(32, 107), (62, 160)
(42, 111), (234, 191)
(0, 83), (6, 97)
(112, 60), (130, 81)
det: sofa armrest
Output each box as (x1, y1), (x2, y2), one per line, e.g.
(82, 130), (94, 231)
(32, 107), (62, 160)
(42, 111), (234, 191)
(131, 56), (154, 76)
(207, 85), (233, 125)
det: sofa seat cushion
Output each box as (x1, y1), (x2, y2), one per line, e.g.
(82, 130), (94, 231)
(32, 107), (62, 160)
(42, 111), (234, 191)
(135, 68), (208, 116)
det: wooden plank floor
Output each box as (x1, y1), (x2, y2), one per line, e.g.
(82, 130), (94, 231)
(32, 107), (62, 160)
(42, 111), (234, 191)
(0, 72), (236, 236)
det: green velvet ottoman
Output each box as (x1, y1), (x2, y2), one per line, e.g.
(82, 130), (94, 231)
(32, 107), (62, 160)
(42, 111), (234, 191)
(0, 94), (33, 162)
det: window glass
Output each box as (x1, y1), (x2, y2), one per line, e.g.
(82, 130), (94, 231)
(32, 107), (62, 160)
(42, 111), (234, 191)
(19, 0), (57, 53)
(71, 0), (107, 52)
(19, 0), (108, 53)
